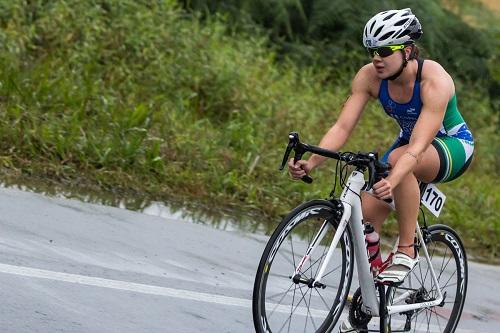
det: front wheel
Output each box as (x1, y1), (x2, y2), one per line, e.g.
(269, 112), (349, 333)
(386, 224), (468, 333)
(252, 200), (354, 333)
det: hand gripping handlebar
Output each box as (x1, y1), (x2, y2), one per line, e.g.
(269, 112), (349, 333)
(279, 132), (392, 199)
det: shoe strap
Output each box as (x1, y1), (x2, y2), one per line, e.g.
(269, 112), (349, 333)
(392, 252), (418, 270)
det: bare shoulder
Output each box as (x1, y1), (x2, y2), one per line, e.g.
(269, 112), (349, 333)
(421, 60), (455, 98)
(352, 63), (380, 98)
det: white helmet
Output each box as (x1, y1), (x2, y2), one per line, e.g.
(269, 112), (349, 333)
(363, 8), (422, 48)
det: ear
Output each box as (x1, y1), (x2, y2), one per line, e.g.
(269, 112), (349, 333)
(404, 45), (415, 60)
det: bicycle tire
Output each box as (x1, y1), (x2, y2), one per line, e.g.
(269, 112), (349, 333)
(385, 224), (468, 333)
(252, 200), (354, 333)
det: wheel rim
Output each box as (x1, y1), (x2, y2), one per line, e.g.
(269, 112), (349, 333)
(256, 210), (352, 333)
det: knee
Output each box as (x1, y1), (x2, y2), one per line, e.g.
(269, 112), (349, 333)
(387, 150), (400, 167)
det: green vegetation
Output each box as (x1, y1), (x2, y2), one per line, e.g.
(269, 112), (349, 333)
(0, 1), (498, 261)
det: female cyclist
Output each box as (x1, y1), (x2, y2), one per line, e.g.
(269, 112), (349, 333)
(288, 8), (474, 287)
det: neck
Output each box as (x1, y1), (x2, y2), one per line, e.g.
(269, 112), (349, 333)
(391, 59), (418, 86)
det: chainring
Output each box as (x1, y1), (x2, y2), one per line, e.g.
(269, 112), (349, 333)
(348, 287), (372, 330)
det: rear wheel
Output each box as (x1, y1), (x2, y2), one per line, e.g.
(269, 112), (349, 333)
(386, 224), (467, 333)
(252, 200), (354, 333)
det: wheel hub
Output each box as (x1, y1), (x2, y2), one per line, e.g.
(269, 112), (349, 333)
(290, 274), (326, 289)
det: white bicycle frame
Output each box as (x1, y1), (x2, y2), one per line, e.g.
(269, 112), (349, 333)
(293, 170), (444, 317)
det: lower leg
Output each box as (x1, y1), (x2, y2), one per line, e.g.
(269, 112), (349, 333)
(361, 192), (391, 234)
(393, 172), (420, 258)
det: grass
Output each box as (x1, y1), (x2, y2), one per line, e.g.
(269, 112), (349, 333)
(0, 0), (498, 261)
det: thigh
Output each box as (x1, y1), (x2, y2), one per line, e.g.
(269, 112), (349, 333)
(387, 144), (440, 183)
(431, 136), (474, 183)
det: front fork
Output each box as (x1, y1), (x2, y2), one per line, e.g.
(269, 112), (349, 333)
(291, 203), (351, 288)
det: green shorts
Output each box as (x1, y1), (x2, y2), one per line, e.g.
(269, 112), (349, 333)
(431, 136), (474, 183)
(382, 136), (474, 183)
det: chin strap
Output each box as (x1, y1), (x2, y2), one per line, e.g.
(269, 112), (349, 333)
(387, 45), (415, 81)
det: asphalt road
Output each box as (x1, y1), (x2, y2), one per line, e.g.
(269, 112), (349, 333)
(0, 187), (498, 332)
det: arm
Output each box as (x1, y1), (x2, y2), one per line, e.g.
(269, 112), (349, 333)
(288, 65), (375, 179)
(306, 66), (374, 170)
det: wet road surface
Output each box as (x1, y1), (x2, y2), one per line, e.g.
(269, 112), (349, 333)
(0, 187), (498, 332)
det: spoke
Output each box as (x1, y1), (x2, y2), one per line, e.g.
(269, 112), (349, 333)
(412, 307), (432, 333)
(298, 251), (343, 280)
(313, 242), (329, 279)
(432, 307), (443, 332)
(430, 270), (457, 295)
(440, 270), (457, 291)
(427, 243), (453, 296)
(426, 308), (432, 333)
(442, 300), (460, 304)
(423, 241), (439, 287)
(320, 264), (343, 279)
(438, 247), (450, 281)
(285, 285), (311, 322)
(428, 306), (450, 321)
(268, 283), (295, 319)
(266, 285), (295, 303)
(411, 266), (424, 288)
(277, 247), (297, 268)
(286, 287), (296, 333)
(418, 252), (425, 286)
(314, 286), (333, 311)
(266, 278), (295, 302)
(299, 253), (327, 276)
(413, 308), (420, 333)
(428, 240), (437, 263)
(305, 287), (318, 331)
(279, 285), (311, 331)
(279, 233), (330, 278)
(442, 282), (458, 289)
(436, 252), (453, 283)
(277, 285), (299, 333)
(320, 244), (344, 277)
(268, 272), (293, 279)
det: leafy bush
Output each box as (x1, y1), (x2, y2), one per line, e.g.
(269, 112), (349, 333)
(181, 0), (497, 90)
(0, 0), (497, 259)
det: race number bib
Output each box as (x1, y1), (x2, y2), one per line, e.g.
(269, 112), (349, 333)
(421, 183), (446, 217)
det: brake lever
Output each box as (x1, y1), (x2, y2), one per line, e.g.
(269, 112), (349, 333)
(370, 153), (393, 204)
(279, 132), (313, 183)
(279, 144), (293, 171)
(279, 132), (298, 170)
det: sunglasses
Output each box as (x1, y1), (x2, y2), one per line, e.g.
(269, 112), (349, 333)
(367, 45), (405, 58)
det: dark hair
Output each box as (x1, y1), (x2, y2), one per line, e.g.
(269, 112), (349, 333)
(412, 44), (420, 59)
(405, 44), (420, 60)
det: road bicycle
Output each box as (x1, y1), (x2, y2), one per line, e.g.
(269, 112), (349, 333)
(252, 132), (468, 333)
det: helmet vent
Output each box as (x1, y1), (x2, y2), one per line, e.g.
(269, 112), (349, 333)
(380, 31), (394, 41)
(374, 26), (383, 37)
(383, 12), (397, 21)
(394, 19), (408, 26)
(396, 29), (411, 39)
(369, 20), (376, 33)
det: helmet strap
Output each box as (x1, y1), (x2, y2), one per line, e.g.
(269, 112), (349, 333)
(387, 49), (410, 81)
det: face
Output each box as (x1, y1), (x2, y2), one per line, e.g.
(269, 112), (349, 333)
(369, 45), (411, 79)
